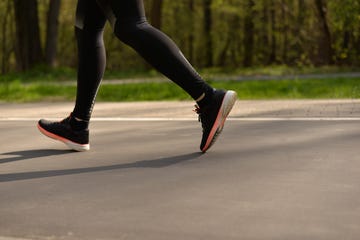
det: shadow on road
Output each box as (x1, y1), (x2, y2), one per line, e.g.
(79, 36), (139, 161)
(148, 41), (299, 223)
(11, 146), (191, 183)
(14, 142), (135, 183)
(0, 152), (201, 183)
(0, 149), (73, 164)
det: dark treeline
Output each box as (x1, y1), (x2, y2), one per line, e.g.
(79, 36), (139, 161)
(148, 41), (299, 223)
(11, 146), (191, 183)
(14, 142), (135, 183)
(1, 0), (359, 74)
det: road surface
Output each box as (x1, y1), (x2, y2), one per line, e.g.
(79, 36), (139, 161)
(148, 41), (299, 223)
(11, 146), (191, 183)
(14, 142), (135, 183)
(1, 100), (359, 240)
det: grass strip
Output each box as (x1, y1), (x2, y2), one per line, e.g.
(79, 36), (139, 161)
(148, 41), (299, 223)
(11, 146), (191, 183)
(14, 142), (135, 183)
(0, 78), (359, 102)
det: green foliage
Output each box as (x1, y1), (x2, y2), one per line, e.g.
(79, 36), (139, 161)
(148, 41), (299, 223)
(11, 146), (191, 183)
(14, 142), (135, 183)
(1, 0), (360, 75)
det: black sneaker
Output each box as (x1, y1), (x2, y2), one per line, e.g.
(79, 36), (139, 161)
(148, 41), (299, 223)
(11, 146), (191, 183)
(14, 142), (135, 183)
(195, 89), (237, 153)
(37, 115), (90, 151)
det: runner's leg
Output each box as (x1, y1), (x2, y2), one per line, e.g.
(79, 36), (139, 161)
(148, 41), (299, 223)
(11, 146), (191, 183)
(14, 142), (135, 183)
(72, 0), (107, 123)
(97, 0), (214, 106)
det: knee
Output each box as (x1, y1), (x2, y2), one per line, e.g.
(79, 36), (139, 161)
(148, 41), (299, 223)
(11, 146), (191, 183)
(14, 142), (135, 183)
(113, 20), (149, 45)
(75, 27), (104, 48)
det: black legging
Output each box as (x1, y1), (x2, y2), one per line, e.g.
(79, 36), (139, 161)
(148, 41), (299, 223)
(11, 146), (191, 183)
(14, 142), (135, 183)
(73, 0), (213, 121)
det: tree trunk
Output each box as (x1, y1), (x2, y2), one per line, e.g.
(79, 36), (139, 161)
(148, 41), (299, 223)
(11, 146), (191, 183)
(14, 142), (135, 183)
(281, 0), (289, 63)
(269, 0), (277, 64)
(45, 0), (61, 67)
(260, 0), (270, 65)
(13, 0), (43, 71)
(187, 0), (195, 63)
(1, 0), (12, 74)
(295, 0), (306, 54)
(150, 0), (163, 29)
(203, 0), (213, 67)
(297, 0), (305, 29)
(243, 0), (255, 67)
(314, 0), (333, 64)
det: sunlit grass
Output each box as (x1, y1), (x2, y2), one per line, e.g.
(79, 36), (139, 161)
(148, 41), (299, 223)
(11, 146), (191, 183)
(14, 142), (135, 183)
(1, 77), (359, 102)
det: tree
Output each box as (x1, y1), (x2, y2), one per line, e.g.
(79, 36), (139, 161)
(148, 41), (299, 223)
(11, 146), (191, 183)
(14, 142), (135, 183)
(243, 0), (255, 67)
(259, 0), (270, 65)
(1, 0), (13, 74)
(280, 0), (289, 63)
(314, 0), (333, 64)
(150, 0), (163, 29)
(45, 0), (61, 67)
(203, 0), (213, 67)
(13, 0), (43, 71)
(2, 0), (360, 73)
(268, 0), (277, 64)
(187, 0), (195, 63)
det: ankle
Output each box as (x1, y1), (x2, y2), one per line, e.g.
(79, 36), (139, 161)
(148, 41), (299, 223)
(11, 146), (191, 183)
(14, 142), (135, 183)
(196, 88), (215, 108)
(69, 115), (89, 131)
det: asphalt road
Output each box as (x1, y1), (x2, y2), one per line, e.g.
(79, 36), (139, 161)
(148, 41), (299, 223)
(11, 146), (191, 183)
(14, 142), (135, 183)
(1, 100), (360, 240)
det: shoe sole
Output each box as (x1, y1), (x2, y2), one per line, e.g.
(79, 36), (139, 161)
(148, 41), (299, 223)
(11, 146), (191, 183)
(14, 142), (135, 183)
(201, 90), (237, 153)
(37, 123), (90, 152)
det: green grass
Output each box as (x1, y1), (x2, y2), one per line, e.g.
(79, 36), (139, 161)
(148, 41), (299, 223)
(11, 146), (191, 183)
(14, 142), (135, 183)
(1, 65), (359, 102)
(0, 80), (76, 102)
(0, 77), (359, 102)
(0, 66), (157, 83)
(200, 65), (360, 77)
(211, 78), (360, 99)
(3, 65), (359, 82)
(1, 66), (77, 83)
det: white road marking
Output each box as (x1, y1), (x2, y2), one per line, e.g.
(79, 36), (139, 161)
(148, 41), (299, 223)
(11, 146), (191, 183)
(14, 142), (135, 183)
(0, 117), (359, 121)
